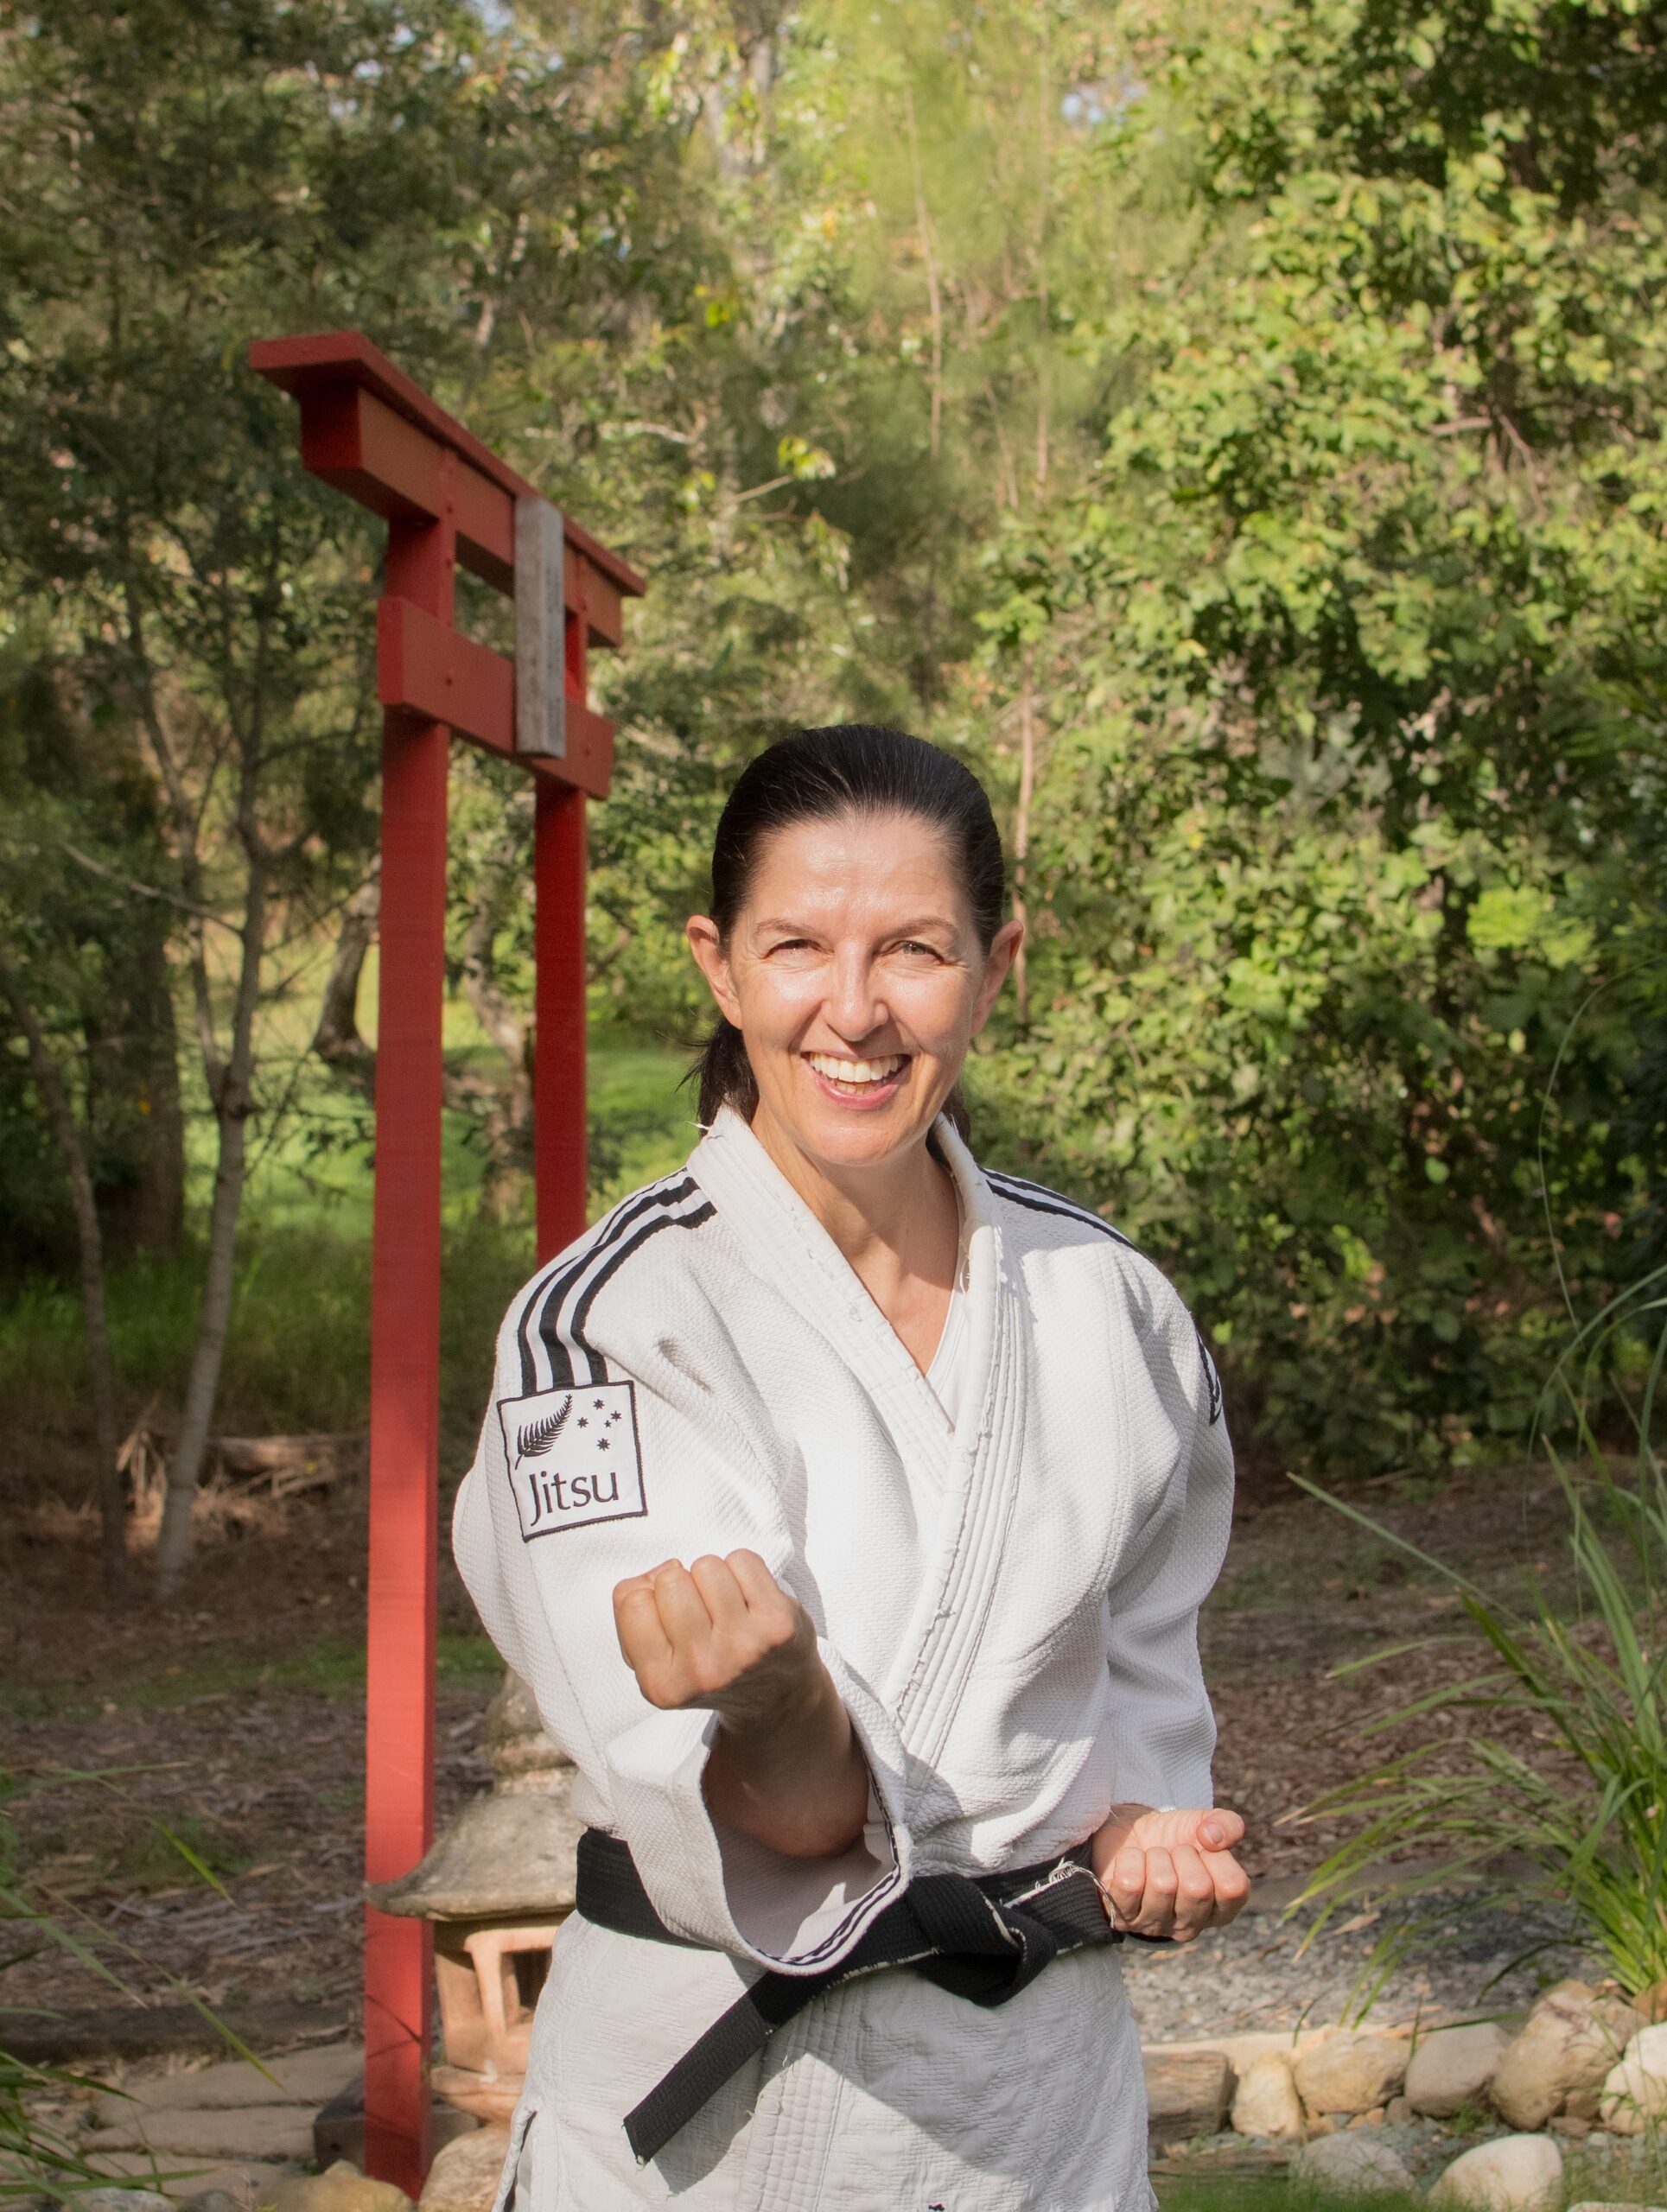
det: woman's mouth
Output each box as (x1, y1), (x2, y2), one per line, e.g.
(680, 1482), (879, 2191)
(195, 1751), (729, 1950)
(804, 1051), (908, 1103)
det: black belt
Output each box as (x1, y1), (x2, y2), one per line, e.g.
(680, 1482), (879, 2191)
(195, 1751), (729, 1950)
(574, 1827), (1123, 2164)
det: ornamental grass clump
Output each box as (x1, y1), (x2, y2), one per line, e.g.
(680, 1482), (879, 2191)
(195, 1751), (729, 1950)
(1294, 1268), (1667, 2007)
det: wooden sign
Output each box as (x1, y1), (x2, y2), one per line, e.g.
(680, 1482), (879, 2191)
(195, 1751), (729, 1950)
(515, 497), (566, 760)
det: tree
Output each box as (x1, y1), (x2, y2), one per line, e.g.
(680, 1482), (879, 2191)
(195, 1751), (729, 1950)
(967, 0), (1667, 1469)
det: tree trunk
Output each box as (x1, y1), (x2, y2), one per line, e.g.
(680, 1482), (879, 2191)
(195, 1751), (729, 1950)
(0, 958), (127, 1603)
(87, 914), (185, 1259)
(153, 1084), (251, 1596)
(1013, 654), (1037, 1029)
(313, 861), (380, 1084)
(905, 86), (945, 461)
(153, 851), (267, 1601)
(457, 846), (533, 1219)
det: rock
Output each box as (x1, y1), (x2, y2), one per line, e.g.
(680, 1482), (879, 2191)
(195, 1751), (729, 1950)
(1229, 2050), (1305, 2141)
(1142, 2049), (1233, 2145)
(1385, 2096), (1413, 2124)
(1293, 2032), (1409, 2118)
(1563, 2088), (1601, 2120)
(1568, 2202), (1667, 2210)
(74, 2194), (174, 2212)
(91, 2048), (360, 2129)
(1598, 2018), (1667, 2133)
(1549, 2112), (1592, 2137)
(268, 2163), (413, 2212)
(1428, 2133), (1563, 2212)
(82, 2112), (319, 2164)
(418, 2127), (512, 2212)
(1490, 1981), (1639, 2130)
(1405, 2021), (1511, 2118)
(1634, 1977), (1667, 2024)
(1290, 2133), (1416, 2196)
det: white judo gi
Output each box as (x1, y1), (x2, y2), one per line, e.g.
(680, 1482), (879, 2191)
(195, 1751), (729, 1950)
(452, 1106), (1233, 2211)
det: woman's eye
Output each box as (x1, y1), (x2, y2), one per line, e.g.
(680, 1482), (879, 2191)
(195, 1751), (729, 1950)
(894, 940), (941, 959)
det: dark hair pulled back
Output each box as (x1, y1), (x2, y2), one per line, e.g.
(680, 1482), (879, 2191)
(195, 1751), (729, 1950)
(693, 723), (1008, 1132)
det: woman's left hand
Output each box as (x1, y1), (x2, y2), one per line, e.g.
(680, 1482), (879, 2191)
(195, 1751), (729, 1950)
(1090, 1804), (1250, 1942)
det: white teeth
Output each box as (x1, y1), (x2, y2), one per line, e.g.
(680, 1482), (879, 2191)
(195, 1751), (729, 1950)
(807, 1052), (905, 1087)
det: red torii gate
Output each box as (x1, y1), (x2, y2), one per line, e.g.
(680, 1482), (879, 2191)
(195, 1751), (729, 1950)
(250, 332), (644, 2193)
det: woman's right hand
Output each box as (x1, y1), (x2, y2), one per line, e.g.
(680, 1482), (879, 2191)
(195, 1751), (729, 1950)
(612, 1548), (824, 1726)
(612, 1548), (868, 1858)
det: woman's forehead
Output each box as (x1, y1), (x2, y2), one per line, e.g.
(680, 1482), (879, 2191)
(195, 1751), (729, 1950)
(747, 810), (962, 905)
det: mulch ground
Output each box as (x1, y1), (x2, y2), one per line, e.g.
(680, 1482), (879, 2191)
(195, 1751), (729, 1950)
(0, 1461), (1587, 2039)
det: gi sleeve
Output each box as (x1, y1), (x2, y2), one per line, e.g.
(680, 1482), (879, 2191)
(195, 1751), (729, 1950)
(1100, 1295), (1234, 1812)
(452, 1302), (913, 1979)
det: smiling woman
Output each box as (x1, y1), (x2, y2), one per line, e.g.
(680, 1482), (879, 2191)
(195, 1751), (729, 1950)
(452, 727), (1245, 2210)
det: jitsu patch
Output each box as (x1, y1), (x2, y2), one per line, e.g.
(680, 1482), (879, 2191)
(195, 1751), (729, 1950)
(497, 1381), (646, 1541)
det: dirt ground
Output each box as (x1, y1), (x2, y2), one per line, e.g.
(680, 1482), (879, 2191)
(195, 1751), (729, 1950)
(0, 1459), (1587, 2037)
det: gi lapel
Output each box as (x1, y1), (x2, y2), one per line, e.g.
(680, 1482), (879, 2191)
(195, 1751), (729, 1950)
(686, 1110), (1028, 1732)
(888, 1119), (1029, 1766)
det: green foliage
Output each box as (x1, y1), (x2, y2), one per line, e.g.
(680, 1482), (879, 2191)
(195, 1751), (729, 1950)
(968, 0), (1667, 1469)
(1295, 1277), (1667, 2002)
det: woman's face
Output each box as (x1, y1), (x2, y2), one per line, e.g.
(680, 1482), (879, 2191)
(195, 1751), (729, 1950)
(686, 809), (1021, 1178)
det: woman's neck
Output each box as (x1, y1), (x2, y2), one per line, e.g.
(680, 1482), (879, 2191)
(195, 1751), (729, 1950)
(748, 1106), (961, 1311)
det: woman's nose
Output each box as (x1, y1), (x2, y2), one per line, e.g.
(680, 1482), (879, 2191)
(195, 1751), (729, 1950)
(826, 950), (887, 1042)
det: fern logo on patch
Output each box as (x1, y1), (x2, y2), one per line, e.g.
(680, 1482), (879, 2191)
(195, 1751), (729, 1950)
(516, 1400), (571, 1463)
(496, 1382), (646, 1541)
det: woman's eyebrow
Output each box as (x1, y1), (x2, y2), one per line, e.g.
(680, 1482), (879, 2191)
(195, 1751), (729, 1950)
(751, 911), (960, 937)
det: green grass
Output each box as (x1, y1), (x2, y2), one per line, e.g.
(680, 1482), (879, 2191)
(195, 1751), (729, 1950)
(1153, 2180), (1423, 2211)
(0, 1630), (502, 1721)
(0, 1020), (692, 1467)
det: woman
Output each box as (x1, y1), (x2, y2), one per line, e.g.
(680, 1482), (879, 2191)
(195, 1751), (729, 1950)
(454, 725), (1246, 2211)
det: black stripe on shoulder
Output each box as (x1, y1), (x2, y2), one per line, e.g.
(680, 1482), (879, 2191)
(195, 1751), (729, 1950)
(516, 1174), (697, 1393)
(1198, 1329), (1224, 1426)
(556, 1198), (718, 1388)
(985, 1169), (1137, 1252)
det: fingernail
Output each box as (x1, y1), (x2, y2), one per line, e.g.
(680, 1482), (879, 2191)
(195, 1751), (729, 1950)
(1201, 1821), (1225, 1848)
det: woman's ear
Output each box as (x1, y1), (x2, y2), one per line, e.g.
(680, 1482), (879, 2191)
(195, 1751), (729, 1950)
(970, 918), (1025, 1034)
(686, 915), (742, 1027)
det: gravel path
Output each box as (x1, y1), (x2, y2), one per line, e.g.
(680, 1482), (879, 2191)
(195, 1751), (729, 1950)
(1122, 1888), (1594, 2043)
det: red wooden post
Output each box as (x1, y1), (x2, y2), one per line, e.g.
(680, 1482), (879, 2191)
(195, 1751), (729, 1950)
(250, 333), (643, 2186)
(534, 598), (591, 1263)
(361, 484), (455, 2192)
(534, 785), (589, 1266)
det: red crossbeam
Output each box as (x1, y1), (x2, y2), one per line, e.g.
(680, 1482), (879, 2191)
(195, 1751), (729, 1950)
(375, 598), (615, 799)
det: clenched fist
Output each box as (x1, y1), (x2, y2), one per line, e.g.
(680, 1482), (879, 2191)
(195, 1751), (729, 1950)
(612, 1548), (868, 1859)
(612, 1548), (823, 1729)
(1091, 1803), (1250, 1943)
